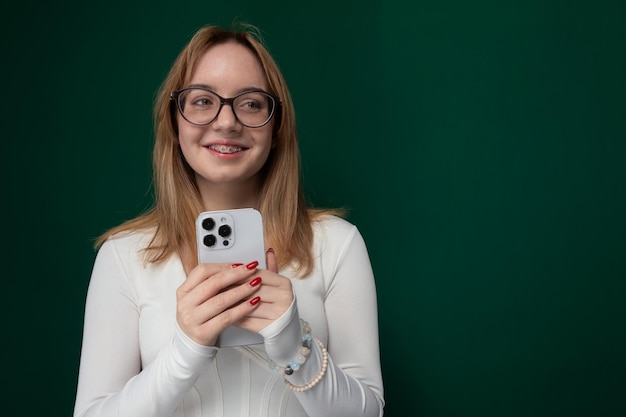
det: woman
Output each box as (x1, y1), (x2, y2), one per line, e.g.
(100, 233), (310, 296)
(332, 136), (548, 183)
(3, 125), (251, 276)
(73, 23), (384, 417)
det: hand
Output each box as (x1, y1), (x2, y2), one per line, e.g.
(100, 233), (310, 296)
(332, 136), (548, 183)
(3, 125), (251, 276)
(236, 248), (295, 333)
(176, 261), (263, 346)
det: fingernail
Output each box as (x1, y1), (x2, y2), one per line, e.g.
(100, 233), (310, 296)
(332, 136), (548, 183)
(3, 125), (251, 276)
(249, 277), (262, 287)
(231, 263), (243, 268)
(249, 296), (261, 306)
(246, 261), (259, 270)
(266, 247), (274, 254)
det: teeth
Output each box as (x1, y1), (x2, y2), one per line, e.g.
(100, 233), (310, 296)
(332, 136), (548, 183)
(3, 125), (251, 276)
(208, 144), (243, 154)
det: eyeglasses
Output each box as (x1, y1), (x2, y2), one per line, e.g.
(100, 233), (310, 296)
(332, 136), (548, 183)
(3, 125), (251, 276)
(170, 87), (280, 128)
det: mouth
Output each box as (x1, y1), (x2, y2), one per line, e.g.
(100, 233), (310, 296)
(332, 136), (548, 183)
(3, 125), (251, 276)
(206, 144), (247, 154)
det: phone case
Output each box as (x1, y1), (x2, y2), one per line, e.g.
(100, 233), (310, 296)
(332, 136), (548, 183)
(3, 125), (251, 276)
(195, 208), (266, 347)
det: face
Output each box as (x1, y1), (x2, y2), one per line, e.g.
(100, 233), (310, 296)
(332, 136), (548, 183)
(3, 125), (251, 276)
(176, 41), (274, 200)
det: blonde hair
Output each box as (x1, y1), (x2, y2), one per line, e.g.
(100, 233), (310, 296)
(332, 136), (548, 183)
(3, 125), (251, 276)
(96, 23), (342, 277)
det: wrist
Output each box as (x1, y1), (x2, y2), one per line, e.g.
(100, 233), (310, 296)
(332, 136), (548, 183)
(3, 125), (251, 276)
(268, 319), (312, 374)
(266, 319), (329, 392)
(259, 297), (302, 364)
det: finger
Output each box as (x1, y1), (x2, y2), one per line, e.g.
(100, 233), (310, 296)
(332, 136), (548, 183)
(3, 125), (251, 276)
(183, 292), (262, 345)
(203, 293), (262, 334)
(266, 248), (278, 273)
(178, 262), (229, 294)
(195, 277), (263, 323)
(177, 275), (262, 330)
(251, 269), (291, 290)
(245, 280), (293, 306)
(236, 297), (291, 332)
(177, 261), (259, 306)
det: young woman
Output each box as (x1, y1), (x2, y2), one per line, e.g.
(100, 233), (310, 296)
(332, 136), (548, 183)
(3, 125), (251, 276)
(73, 23), (384, 417)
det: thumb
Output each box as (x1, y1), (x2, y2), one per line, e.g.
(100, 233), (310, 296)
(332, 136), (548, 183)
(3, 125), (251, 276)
(266, 247), (278, 273)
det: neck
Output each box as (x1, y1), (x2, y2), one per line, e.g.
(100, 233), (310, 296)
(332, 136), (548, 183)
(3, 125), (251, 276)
(197, 176), (261, 211)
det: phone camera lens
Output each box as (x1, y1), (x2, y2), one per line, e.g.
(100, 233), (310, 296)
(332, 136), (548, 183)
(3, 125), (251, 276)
(202, 218), (215, 230)
(203, 234), (216, 247)
(222, 240), (230, 247)
(218, 225), (231, 237)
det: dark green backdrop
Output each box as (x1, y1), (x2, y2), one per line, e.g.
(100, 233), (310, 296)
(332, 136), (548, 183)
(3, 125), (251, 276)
(2, 1), (624, 416)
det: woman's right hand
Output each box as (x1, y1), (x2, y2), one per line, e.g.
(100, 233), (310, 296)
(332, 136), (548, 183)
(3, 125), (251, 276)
(176, 261), (263, 346)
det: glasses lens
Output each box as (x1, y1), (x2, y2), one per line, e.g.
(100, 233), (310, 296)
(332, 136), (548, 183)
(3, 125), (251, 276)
(177, 89), (221, 125)
(176, 89), (276, 127)
(233, 91), (275, 127)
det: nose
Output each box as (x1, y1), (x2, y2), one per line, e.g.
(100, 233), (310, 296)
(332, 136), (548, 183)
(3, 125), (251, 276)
(211, 101), (241, 131)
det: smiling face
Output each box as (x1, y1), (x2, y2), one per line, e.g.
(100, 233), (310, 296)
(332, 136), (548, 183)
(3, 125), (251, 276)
(176, 41), (274, 208)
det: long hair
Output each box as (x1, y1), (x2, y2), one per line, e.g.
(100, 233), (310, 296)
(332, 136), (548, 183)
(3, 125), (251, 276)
(96, 23), (341, 277)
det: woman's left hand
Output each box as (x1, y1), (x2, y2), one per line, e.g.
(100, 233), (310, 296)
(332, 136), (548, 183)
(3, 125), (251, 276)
(236, 249), (294, 332)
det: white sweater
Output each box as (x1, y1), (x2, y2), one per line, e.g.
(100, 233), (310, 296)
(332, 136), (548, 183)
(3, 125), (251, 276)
(73, 215), (384, 417)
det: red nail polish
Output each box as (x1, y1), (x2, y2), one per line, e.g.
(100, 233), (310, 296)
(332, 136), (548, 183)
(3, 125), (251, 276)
(249, 296), (261, 306)
(246, 261), (259, 270)
(231, 263), (243, 268)
(249, 277), (262, 287)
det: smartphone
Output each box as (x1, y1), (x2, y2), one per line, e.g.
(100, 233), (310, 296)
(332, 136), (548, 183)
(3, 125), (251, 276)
(195, 208), (265, 347)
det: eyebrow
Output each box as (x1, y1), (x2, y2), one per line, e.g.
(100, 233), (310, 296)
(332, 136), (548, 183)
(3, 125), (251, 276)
(186, 83), (268, 95)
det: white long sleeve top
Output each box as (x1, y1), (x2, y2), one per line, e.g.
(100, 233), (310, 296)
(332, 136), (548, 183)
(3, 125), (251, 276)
(73, 215), (384, 417)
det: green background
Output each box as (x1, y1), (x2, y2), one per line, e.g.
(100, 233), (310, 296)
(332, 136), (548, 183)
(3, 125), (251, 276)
(2, 1), (625, 416)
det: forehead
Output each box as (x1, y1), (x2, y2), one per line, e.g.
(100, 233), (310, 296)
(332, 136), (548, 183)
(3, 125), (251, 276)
(189, 41), (268, 93)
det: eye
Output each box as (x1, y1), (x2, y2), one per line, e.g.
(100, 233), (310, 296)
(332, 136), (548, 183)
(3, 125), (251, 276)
(183, 89), (219, 108)
(242, 100), (262, 110)
(191, 96), (216, 107)
(236, 92), (268, 113)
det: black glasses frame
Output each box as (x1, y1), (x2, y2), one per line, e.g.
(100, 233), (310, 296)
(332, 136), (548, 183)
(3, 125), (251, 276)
(170, 87), (281, 128)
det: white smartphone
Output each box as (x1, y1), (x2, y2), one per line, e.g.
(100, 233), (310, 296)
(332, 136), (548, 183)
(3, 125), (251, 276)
(195, 208), (266, 347)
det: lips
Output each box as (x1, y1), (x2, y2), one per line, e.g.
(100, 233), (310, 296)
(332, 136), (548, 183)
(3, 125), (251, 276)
(207, 144), (247, 154)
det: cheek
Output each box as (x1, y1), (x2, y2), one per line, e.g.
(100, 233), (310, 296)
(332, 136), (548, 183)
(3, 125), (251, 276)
(177, 119), (202, 144)
(176, 125), (203, 163)
(256, 126), (274, 151)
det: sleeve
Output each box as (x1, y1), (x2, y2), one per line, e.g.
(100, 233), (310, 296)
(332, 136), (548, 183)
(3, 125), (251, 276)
(73, 238), (217, 417)
(260, 224), (385, 417)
